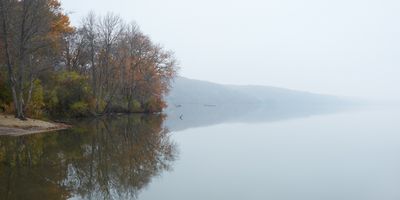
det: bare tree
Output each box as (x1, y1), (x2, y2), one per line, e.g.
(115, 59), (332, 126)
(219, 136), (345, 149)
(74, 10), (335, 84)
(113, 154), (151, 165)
(96, 13), (124, 113)
(0, 0), (66, 119)
(59, 12), (178, 115)
(80, 12), (99, 111)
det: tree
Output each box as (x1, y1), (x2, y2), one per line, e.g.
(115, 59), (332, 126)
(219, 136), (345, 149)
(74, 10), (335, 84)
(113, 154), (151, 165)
(1, 4), (177, 118)
(0, 0), (72, 119)
(70, 13), (178, 114)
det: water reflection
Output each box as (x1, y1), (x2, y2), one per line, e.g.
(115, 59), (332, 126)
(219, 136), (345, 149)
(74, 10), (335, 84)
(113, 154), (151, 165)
(165, 103), (354, 131)
(0, 114), (177, 200)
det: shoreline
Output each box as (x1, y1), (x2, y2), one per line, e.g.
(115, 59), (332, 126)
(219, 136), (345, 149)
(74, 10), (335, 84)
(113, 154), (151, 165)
(0, 112), (164, 136)
(0, 115), (70, 136)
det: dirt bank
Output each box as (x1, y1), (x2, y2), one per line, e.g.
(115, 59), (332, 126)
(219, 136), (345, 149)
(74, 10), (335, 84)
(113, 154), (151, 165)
(0, 115), (70, 136)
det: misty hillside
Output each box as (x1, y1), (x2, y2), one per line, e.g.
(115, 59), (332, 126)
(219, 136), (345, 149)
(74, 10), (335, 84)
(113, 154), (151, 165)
(164, 77), (353, 131)
(166, 77), (347, 107)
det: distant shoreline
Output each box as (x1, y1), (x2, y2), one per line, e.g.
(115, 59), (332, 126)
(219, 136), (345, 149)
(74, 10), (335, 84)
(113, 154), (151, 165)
(0, 115), (70, 136)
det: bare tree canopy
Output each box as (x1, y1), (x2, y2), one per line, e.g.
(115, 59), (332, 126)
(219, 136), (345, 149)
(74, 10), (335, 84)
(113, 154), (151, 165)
(0, 0), (73, 119)
(0, 1), (178, 119)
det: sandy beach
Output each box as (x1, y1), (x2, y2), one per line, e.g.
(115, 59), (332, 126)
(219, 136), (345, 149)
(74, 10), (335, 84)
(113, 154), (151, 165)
(0, 115), (70, 136)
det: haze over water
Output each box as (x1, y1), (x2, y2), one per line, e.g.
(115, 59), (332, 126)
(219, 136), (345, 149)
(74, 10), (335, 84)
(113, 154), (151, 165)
(54, 4), (400, 196)
(141, 106), (400, 200)
(1, 0), (399, 199)
(1, 105), (400, 199)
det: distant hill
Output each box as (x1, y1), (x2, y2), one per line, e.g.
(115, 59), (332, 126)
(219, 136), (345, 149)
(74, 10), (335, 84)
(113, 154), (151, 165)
(166, 77), (347, 107)
(164, 77), (354, 131)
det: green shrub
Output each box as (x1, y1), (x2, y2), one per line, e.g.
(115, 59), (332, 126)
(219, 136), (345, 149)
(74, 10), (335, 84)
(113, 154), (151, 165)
(143, 97), (165, 113)
(44, 71), (93, 117)
(128, 100), (142, 112)
(27, 80), (45, 118)
(70, 101), (89, 117)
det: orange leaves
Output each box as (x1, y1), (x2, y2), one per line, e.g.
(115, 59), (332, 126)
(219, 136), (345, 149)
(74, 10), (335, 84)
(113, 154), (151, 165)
(62, 12), (178, 113)
(51, 14), (74, 34)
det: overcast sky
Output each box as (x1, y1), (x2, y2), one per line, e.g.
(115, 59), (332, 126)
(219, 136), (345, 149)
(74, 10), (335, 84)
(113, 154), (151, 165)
(61, 0), (400, 100)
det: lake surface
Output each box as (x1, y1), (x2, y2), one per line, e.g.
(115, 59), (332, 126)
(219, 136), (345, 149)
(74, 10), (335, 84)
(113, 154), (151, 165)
(1, 105), (400, 200)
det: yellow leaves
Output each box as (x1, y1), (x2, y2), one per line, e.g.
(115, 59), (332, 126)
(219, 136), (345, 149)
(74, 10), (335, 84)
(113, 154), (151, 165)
(47, 1), (75, 51)
(51, 13), (75, 34)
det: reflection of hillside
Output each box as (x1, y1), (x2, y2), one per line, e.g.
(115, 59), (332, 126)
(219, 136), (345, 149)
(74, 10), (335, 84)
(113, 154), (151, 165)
(0, 115), (177, 200)
(165, 103), (353, 132)
(165, 77), (355, 132)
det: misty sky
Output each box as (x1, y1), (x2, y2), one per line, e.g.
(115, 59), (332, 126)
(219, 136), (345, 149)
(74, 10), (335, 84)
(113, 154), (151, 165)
(61, 0), (400, 100)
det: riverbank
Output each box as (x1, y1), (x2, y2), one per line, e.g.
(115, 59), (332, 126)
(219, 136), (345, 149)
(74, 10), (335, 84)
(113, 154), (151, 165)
(0, 115), (70, 136)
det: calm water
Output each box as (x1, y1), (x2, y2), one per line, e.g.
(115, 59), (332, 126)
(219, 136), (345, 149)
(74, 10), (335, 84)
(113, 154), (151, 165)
(1, 106), (400, 200)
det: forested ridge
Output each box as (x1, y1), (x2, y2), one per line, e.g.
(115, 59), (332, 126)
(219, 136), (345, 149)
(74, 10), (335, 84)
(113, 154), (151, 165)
(0, 0), (178, 119)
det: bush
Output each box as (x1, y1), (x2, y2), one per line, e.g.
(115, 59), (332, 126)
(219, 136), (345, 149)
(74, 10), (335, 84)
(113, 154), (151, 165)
(128, 100), (142, 112)
(26, 80), (45, 118)
(143, 97), (166, 113)
(44, 71), (93, 117)
(70, 101), (90, 117)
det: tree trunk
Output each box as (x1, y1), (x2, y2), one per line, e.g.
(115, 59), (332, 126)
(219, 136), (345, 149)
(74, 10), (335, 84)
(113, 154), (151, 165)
(0, 0), (25, 120)
(16, 89), (26, 120)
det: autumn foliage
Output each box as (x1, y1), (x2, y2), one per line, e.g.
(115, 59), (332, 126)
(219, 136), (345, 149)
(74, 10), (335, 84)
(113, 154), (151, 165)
(0, 0), (178, 118)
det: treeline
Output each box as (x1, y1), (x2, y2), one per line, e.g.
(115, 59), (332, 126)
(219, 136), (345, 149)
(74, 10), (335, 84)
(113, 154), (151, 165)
(0, 0), (178, 119)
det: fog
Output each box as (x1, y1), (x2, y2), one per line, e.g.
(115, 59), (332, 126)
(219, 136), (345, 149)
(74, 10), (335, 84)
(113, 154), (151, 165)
(61, 0), (400, 100)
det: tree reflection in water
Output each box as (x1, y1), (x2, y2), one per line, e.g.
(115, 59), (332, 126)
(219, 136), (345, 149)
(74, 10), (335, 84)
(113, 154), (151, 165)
(0, 114), (177, 200)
